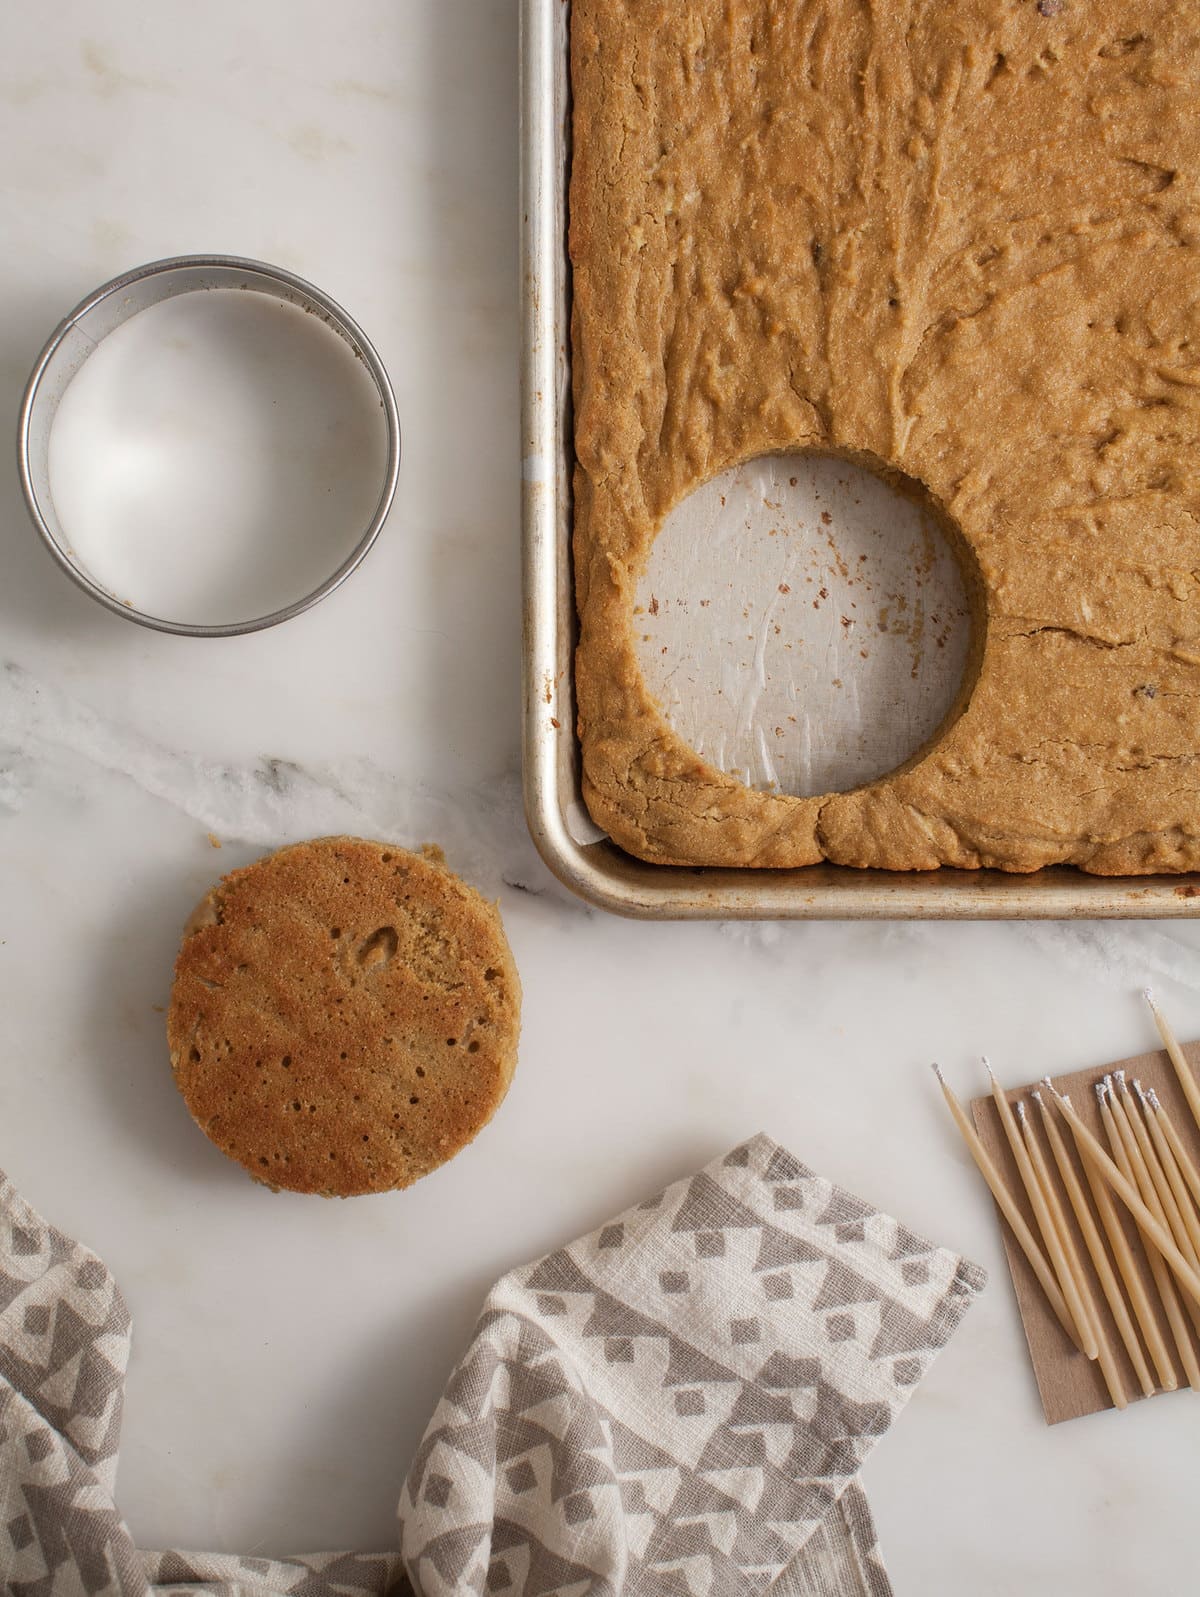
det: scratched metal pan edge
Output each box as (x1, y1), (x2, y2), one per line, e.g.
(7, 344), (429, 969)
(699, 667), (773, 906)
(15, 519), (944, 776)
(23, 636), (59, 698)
(518, 0), (1200, 921)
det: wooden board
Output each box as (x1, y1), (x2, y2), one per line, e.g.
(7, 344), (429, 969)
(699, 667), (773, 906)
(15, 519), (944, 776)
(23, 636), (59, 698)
(971, 1041), (1200, 1425)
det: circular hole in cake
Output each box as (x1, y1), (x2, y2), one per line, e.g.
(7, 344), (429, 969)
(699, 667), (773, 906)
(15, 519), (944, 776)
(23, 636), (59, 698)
(634, 453), (976, 798)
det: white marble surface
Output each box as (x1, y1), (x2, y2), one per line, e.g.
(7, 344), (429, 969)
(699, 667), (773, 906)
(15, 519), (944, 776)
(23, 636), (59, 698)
(3, 4), (1200, 1592)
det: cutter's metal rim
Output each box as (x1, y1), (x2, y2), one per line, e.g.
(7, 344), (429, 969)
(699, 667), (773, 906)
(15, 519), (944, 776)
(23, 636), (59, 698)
(17, 253), (401, 639)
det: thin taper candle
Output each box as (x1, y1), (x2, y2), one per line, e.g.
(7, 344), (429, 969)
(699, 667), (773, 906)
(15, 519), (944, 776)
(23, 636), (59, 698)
(1044, 1079), (1200, 1314)
(932, 1065), (1078, 1344)
(1144, 988), (1200, 1138)
(1125, 1079), (1200, 1274)
(1018, 1100), (1124, 1407)
(1035, 1091), (1154, 1400)
(1060, 1091), (1177, 1393)
(1146, 1086), (1200, 1215)
(986, 1061), (1092, 1355)
(1103, 1081), (1200, 1389)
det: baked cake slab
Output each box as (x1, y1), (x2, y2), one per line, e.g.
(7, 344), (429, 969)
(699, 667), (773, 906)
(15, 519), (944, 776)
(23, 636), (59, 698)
(571, 0), (1200, 873)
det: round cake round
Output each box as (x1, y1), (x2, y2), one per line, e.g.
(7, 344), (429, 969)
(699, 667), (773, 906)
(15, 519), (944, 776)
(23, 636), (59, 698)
(167, 836), (520, 1196)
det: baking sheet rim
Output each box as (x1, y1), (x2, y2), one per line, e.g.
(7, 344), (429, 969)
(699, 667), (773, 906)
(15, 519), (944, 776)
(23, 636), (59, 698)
(518, 0), (1200, 921)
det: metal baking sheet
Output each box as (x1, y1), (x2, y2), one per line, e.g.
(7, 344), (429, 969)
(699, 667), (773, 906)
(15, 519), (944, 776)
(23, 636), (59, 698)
(519, 0), (1200, 919)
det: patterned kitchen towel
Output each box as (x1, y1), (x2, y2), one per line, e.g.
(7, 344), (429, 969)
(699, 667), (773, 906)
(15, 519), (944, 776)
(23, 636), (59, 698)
(399, 1134), (984, 1596)
(0, 1137), (983, 1597)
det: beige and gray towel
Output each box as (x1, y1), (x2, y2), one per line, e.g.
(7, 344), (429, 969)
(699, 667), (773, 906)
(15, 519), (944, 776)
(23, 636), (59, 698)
(0, 1135), (983, 1596)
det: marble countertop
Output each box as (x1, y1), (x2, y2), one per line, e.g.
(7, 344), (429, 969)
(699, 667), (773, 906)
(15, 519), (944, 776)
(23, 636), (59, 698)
(3, 4), (1200, 1592)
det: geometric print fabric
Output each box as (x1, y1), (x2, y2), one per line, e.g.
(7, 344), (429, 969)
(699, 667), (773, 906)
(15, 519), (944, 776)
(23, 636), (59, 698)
(399, 1135), (985, 1597)
(0, 1139), (983, 1597)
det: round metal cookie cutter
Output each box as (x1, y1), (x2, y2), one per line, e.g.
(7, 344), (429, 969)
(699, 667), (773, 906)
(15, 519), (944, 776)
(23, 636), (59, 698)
(17, 254), (401, 638)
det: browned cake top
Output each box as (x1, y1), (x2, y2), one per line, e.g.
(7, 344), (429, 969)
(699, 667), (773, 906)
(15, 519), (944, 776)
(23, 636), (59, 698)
(571, 1), (1200, 874)
(167, 836), (521, 1196)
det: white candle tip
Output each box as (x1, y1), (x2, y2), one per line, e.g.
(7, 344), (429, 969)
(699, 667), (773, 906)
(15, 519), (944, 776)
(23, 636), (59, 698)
(1031, 1089), (1044, 1105)
(982, 1056), (996, 1081)
(1016, 1099), (1027, 1123)
(931, 1062), (945, 1082)
(1095, 1080), (1110, 1103)
(1061, 1093), (1073, 1109)
(1147, 1087), (1161, 1109)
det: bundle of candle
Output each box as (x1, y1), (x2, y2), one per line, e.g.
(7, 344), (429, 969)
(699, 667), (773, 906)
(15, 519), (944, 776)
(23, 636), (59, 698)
(935, 991), (1200, 1424)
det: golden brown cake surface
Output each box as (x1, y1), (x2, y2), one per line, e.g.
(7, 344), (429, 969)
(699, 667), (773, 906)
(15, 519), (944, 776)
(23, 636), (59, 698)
(571, 0), (1200, 873)
(168, 837), (520, 1196)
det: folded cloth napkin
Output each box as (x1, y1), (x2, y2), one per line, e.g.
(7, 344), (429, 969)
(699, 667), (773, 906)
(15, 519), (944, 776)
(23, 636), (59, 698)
(0, 1137), (983, 1597)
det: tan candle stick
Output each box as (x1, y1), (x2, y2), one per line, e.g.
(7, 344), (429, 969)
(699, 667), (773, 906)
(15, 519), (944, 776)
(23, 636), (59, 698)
(1123, 1078), (1200, 1273)
(1086, 1079), (1176, 1392)
(1108, 1078), (1200, 1353)
(932, 1065), (1079, 1346)
(1144, 988), (1200, 1137)
(1043, 1079), (1200, 1313)
(1146, 1086), (1200, 1216)
(986, 1061), (1093, 1356)
(1137, 1087), (1200, 1326)
(1018, 1100), (1125, 1408)
(1101, 1080), (1200, 1393)
(1059, 1092), (1177, 1393)
(1015, 1103), (1102, 1355)
(1035, 1090), (1155, 1400)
